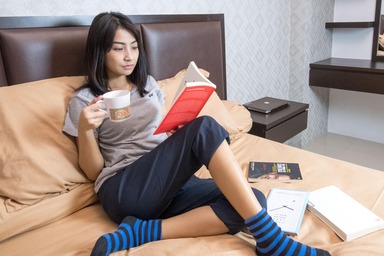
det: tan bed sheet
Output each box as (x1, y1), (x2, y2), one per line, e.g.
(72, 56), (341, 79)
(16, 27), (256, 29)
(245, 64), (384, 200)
(1, 134), (383, 256)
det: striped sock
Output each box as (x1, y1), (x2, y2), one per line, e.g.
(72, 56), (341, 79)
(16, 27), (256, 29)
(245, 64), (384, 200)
(245, 208), (330, 256)
(91, 216), (162, 256)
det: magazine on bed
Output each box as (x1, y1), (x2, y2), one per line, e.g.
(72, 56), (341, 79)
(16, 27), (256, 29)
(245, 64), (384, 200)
(154, 61), (216, 135)
(247, 161), (303, 183)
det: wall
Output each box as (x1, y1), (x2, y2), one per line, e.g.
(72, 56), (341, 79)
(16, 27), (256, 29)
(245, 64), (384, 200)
(0, 0), (334, 147)
(329, 0), (384, 144)
(288, 0), (333, 147)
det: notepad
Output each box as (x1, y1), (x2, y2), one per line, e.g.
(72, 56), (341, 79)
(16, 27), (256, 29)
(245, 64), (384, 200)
(267, 188), (309, 236)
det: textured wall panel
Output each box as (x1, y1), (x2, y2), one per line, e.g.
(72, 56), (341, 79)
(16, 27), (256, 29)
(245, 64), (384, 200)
(0, 0), (334, 147)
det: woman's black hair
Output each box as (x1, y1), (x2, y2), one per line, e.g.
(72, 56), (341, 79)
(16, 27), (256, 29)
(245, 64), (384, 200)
(83, 12), (149, 97)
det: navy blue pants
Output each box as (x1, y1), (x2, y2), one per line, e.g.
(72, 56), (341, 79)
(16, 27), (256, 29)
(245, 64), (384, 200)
(98, 116), (267, 234)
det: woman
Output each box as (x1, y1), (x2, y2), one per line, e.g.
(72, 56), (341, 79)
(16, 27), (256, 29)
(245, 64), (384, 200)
(63, 12), (330, 256)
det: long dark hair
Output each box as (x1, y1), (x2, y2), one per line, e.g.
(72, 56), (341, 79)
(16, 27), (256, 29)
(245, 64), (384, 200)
(83, 12), (149, 97)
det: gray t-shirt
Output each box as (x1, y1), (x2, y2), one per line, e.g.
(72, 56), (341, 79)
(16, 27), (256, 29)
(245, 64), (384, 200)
(63, 76), (168, 192)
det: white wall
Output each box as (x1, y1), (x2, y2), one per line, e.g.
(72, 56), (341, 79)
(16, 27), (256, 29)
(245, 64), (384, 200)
(332, 0), (375, 59)
(329, 0), (384, 143)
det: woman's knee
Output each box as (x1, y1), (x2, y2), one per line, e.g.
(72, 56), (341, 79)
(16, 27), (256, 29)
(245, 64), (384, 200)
(184, 116), (229, 165)
(193, 116), (224, 131)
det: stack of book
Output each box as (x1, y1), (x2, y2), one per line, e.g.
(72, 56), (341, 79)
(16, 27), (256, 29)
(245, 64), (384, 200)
(249, 161), (384, 240)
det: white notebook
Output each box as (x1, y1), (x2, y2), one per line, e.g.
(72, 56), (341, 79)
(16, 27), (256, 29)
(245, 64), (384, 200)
(307, 185), (384, 241)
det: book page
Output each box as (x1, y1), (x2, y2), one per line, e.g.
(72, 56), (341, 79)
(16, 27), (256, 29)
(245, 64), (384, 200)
(172, 61), (214, 104)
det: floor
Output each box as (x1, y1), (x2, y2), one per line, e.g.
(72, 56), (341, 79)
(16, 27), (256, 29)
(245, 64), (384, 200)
(303, 132), (384, 172)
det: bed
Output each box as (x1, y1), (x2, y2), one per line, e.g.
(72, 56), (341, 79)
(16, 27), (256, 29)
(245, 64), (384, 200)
(0, 14), (383, 256)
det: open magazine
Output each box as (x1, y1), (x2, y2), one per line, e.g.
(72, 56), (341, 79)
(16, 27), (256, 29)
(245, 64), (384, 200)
(154, 61), (216, 135)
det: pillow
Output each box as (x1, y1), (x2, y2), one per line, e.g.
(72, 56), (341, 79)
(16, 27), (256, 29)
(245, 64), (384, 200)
(0, 183), (97, 242)
(222, 100), (253, 135)
(157, 69), (240, 139)
(0, 76), (90, 211)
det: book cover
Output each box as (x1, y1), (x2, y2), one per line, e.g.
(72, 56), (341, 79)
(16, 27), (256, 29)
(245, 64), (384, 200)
(307, 185), (384, 241)
(154, 61), (216, 135)
(267, 188), (309, 236)
(247, 162), (303, 182)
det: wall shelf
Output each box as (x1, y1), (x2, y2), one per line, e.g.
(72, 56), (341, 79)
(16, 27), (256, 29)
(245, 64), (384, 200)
(309, 58), (384, 94)
(325, 21), (375, 29)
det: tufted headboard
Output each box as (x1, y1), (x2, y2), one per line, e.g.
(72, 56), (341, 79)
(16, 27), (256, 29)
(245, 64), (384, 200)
(0, 14), (227, 99)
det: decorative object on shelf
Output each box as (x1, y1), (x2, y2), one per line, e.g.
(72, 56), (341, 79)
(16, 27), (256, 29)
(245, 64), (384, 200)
(372, 0), (384, 61)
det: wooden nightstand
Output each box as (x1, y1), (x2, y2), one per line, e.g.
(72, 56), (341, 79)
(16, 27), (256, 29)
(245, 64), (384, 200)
(245, 97), (309, 143)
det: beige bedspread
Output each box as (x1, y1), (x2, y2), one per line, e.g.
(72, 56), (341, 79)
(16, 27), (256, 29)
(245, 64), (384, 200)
(1, 76), (383, 255)
(1, 134), (383, 256)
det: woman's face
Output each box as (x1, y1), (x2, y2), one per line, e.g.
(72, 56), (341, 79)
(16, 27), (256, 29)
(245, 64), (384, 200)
(105, 28), (139, 80)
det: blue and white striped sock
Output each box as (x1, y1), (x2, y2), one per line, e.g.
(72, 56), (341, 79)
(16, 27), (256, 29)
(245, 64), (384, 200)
(91, 216), (162, 256)
(245, 208), (330, 256)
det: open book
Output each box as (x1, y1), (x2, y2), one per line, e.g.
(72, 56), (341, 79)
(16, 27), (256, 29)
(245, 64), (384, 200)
(307, 185), (384, 241)
(154, 61), (216, 134)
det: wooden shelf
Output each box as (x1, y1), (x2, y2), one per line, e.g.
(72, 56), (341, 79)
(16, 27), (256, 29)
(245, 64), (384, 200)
(309, 58), (384, 94)
(325, 21), (374, 29)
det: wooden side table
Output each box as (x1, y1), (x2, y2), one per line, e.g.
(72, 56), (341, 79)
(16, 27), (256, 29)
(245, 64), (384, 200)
(245, 97), (309, 143)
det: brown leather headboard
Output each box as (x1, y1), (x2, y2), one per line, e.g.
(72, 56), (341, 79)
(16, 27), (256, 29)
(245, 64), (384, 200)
(0, 14), (227, 99)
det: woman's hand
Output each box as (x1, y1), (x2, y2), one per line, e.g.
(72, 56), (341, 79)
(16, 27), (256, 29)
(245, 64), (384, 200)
(166, 125), (184, 136)
(78, 96), (106, 132)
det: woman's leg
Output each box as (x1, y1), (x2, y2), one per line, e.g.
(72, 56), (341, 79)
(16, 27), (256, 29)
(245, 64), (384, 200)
(93, 117), (329, 256)
(158, 140), (329, 256)
(97, 116), (230, 223)
(157, 118), (329, 256)
(208, 140), (262, 219)
(162, 205), (229, 238)
(159, 176), (267, 238)
(92, 116), (231, 255)
(93, 176), (266, 256)
(203, 130), (330, 256)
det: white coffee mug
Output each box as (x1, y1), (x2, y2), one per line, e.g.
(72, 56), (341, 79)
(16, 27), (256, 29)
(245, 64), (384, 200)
(98, 90), (131, 122)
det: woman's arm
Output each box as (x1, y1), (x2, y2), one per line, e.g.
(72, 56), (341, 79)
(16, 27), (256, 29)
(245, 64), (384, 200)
(77, 96), (106, 181)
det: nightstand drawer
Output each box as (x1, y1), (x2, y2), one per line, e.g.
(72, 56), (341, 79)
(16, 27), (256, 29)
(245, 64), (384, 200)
(263, 110), (307, 142)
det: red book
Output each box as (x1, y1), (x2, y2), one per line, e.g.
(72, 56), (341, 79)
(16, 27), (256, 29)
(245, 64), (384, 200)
(154, 61), (216, 134)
